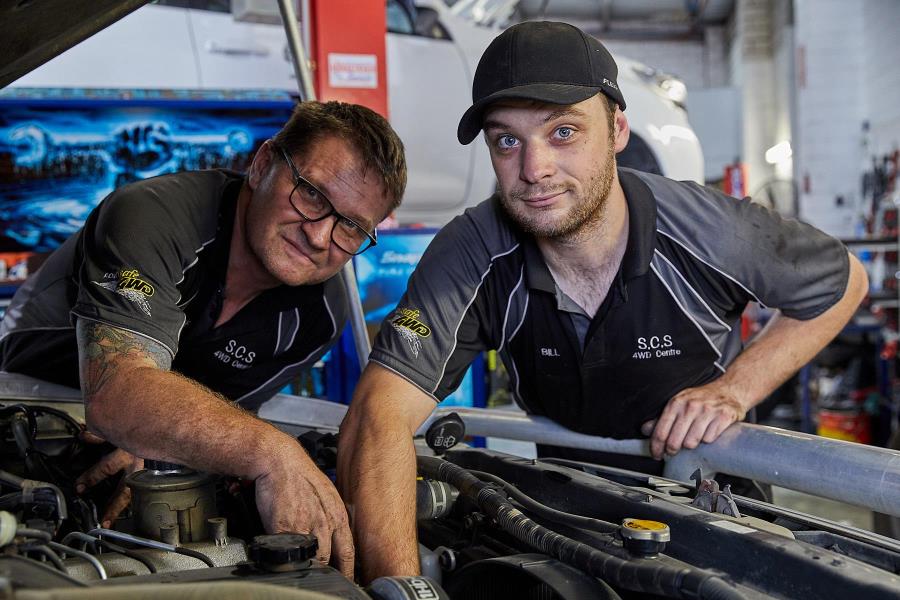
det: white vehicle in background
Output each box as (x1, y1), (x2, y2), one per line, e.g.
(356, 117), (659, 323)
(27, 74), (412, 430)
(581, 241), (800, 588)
(9, 0), (703, 227)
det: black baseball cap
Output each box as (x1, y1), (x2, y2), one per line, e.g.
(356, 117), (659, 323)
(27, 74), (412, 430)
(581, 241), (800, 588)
(457, 21), (626, 145)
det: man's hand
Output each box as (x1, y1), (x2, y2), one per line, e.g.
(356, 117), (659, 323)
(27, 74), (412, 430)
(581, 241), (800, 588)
(254, 445), (354, 578)
(641, 379), (747, 460)
(74, 442), (144, 528)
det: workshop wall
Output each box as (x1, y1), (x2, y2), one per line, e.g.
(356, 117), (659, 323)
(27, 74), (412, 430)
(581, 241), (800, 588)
(604, 28), (734, 184)
(603, 30), (728, 90)
(793, 0), (865, 236)
(862, 0), (900, 157)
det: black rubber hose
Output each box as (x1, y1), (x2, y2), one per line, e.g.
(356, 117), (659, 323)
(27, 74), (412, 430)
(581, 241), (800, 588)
(175, 546), (216, 568)
(468, 469), (619, 534)
(0, 404), (38, 438)
(11, 412), (36, 461)
(418, 455), (746, 600)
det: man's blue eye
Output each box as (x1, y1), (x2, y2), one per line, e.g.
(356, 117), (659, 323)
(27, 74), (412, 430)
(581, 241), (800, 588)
(556, 127), (573, 139)
(497, 135), (518, 149)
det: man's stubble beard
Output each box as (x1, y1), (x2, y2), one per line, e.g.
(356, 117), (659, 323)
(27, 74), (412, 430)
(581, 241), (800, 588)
(501, 136), (616, 242)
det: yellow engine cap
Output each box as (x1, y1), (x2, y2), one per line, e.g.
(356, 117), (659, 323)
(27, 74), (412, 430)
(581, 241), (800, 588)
(620, 518), (671, 542)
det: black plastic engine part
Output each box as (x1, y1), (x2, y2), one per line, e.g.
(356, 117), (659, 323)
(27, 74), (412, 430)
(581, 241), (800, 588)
(297, 431), (338, 470)
(444, 553), (622, 600)
(416, 479), (458, 520)
(425, 413), (465, 455)
(418, 455), (743, 600)
(444, 448), (900, 599)
(248, 533), (318, 572)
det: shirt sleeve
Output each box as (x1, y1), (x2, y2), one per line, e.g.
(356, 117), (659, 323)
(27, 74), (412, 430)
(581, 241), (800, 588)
(369, 202), (518, 400)
(649, 175), (850, 320)
(71, 180), (204, 356)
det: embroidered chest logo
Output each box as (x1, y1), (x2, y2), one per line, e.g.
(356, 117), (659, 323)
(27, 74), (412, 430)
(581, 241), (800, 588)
(213, 339), (256, 370)
(390, 308), (431, 358)
(93, 269), (155, 317)
(632, 335), (682, 360)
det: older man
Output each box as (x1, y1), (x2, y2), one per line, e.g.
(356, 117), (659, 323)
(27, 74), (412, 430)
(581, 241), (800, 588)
(0, 100), (407, 577)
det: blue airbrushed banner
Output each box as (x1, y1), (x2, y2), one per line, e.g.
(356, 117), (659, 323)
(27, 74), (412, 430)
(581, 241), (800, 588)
(0, 88), (296, 254)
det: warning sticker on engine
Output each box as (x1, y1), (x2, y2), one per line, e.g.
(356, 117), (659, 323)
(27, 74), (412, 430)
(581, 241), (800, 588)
(709, 520), (757, 534)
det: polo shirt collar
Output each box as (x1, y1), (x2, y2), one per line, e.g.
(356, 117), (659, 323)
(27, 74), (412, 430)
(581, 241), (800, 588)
(523, 168), (658, 292)
(619, 168), (657, 280)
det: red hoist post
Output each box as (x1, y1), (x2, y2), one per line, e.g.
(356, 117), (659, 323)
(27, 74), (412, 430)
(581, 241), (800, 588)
(307, 0), (389, 118)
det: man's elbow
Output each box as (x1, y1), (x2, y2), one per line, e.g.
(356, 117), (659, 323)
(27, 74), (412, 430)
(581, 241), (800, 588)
(846, 253), (869, 306)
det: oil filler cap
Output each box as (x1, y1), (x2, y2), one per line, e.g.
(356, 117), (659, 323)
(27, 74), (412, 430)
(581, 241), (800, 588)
(248, 533), (318, 572)
(620, 518), (670, 557)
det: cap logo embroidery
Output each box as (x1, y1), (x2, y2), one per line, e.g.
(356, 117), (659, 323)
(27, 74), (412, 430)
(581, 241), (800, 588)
(93, 268), (154, 317)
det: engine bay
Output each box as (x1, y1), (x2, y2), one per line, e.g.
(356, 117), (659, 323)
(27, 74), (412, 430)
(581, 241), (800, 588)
(2, 399), (900, 599)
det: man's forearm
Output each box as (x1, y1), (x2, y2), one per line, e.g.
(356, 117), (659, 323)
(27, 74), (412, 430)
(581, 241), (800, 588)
(646, 253), (869, 457)
(338, 396), (420, 583)
(86, 365), (295, 480)
(337, 365), (436, 584)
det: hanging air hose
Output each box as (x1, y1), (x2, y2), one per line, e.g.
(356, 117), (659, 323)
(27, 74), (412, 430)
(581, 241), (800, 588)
(417, 455), (746, 600)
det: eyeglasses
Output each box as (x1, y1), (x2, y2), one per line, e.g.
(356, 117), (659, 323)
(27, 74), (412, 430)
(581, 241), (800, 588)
(273, 143), (377, 255)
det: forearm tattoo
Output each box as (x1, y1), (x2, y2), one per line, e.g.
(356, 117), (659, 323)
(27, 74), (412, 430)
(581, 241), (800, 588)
(76, 320), (172, 402)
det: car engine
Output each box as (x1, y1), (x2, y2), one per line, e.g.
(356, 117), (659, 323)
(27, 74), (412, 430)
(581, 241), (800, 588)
(2, 400), (900, 599)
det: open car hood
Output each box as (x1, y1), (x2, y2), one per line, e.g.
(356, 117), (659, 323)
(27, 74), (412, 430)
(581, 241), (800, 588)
(0, 0), (149, 89)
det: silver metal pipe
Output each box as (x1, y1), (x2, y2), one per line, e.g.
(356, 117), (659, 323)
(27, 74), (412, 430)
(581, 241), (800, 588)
(60, 531), (99, 552)
(49, 541), (107, 580)
(663, 423), (900, 517)
(277, 0), (316, 102)
(88, 528), (176, 552)
(416, 407), (649, 456)
(239, 394), (900, 517)
(340, 261), (372, 371)
(276, 0), (372, 371)
(419, 407), (900, 517)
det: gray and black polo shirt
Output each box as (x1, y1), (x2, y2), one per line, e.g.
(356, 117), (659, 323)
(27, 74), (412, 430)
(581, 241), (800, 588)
(371, 168), (849, 439)
(0, 169), (347, 410)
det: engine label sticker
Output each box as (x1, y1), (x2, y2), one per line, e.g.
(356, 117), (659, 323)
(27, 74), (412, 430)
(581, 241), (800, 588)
(402, 577), (439, 599)
(390, 307), (431, 358)
(93, 268), (154, 316)
(709, 520), (757, 535)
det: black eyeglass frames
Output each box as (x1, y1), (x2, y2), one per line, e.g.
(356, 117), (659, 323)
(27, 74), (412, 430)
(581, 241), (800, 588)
(273, 143), (377, 255)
